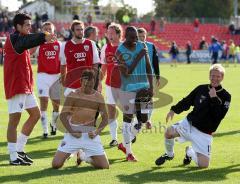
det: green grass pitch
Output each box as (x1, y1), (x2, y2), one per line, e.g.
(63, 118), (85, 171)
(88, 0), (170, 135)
(0, 63), (239, 184)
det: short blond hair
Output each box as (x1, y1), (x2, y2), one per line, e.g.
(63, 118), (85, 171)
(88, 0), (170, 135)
(71, 20), (84, 32)
(209, 64), (225, 75)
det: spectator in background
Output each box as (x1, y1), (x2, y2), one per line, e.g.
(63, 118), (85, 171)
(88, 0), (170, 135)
(199, 36), (208, 50)
(209, 38), (222, 64)
(159, 17), (166, 33)
(169, 41), (179, 67)
(122, 14), (130, 25)
(193, 18), (200, 32)
(150, 16), (156, 35)
(186, 41), (192, 64)
(73, 14), (79, 20)
(220, 40), (229, 66)
(87, 13), (92, 26)
(41, 12), (48, 22)
(234, 44), (240, 66)
(228, 39), (235, 65)
(229, 22), (235, 35)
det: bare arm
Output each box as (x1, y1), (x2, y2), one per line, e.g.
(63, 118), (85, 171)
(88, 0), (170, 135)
(59, 94), (75, 133)
(60, 65), (67, 85)
(144, 44), (153, 93)
(116, 49), (146, 77)
(96, 95), (108, 135)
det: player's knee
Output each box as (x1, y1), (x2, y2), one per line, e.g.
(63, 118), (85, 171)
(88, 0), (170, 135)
(198, 162), (209, 168)
(29, 110), (41, 121)
(165, 127), (174, 139)
(52, 160), (63, 169)
(94, 163), (109, 169)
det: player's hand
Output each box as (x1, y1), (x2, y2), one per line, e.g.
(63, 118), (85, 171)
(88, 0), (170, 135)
(88, 131), (97, 139)
(166, 110), (175, 123)
(44, 32), (57, 43)
(209, 87), (217, 98)
(148, 87), (154, 97)
(71, 131), (82, 138)
(135, 48), (148, 61)
(156, 78), (161, 87)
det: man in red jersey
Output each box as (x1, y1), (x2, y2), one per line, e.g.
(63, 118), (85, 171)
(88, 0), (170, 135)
(3, 12), (56, 165)
(35, 22), (61, 138)
(60, 20), (100, 97)
(100, 23), (122, 147)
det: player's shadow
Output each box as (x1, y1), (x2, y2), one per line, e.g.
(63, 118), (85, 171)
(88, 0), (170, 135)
(108, 158), (126, 164)
(117, 164), (240, 183)
(0, 166), (97, 183)
(27, 135), (63, 144)
(213, 130), (240, 138)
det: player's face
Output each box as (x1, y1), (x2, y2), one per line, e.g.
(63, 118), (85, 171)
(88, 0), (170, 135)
(91, 30), (98, 42)
(107, 28), (120, 44)
(209, 70), (224, 87)
(18, 19), (31, 35)
(81, 77), (95, 91)
(125, 31), (138, 46)
(73, 24), (84, 39)
(42, 25), (54, 34)
(138, 32), (146, 42)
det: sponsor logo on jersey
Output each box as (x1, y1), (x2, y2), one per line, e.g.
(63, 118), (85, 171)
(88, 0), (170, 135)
(45, 50), (57, 59)
(74, 52), (86, 62)
(84, 45), (89, 51)
(54, 45), (59, 51)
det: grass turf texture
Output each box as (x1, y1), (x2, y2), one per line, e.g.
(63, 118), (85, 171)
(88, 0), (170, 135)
(0, 63), (239, 184)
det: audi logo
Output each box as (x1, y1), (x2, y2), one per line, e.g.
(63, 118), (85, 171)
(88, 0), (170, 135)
(45, 51), (57, 57)
(74, 52), (86, 59)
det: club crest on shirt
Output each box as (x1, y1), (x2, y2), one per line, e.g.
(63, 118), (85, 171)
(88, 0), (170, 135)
(61, 141), (66, 147)
(224, 101), (230, 108)
(199, 95), (206, 103)
(39, 89), (43, 94)
(84, 45), (89, 51)
(19, 103), (23, 109)
(54, 45), (59, 51)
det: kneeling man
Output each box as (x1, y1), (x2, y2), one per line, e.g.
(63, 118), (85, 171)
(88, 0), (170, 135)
(52, 69), (109, 169)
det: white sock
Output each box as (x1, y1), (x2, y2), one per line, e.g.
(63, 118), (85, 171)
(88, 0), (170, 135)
(130, 118), (141, 139)
(165, 138), (174, 157)
(79, 150), (93, 164)
(109, 119), (118, 140)
(148, 108), (153, 121)
(51, 111), (59, 129)
(122, 122), (131, 155)
(186, 146), (198, 165)
(41, 111), (48, 134)
(16, 133), (28, 152)
(8, 142), (18, 161)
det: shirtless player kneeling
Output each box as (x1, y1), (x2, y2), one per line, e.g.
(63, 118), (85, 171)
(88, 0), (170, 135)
(52, 69), (109, 169)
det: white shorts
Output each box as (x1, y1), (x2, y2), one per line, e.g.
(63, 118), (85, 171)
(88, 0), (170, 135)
(37, 73), (60, 97)
(57, 133), (105, 157)
(64, 88), (76, 97)
(119, 90), (151, 114)
(105, 85), (120, 105)
(8, 94), (38, 114)
(172, 118), (213, 158)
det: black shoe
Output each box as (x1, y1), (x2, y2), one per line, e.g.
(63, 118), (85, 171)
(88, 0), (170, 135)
(9, 158), (31, 166)
(43, 133), (48, 138)
(50, 124), (56, 135)
(131, 136), (136, 143)
(155, 153), (174, 166)
(183, 147), (192, 165)
(109, 140), (118, 147)
(17, 152), (33, 164)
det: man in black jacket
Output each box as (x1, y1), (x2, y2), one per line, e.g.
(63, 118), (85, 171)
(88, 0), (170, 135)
(4, 12), (55, 166)
(155, 64), (231, 168)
